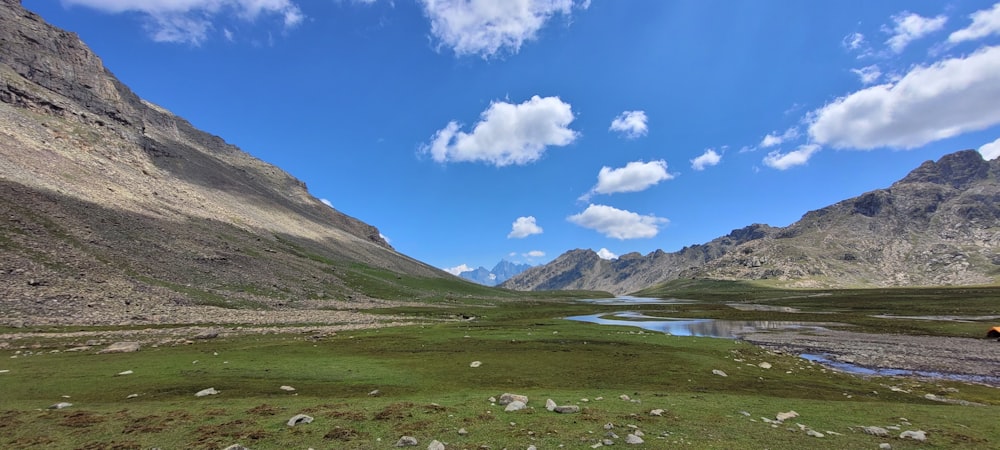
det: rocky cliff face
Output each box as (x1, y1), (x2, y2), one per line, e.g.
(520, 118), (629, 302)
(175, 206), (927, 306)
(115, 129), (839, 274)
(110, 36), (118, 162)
(503, 151), (1000, 294)
(0, 0), (445, 325)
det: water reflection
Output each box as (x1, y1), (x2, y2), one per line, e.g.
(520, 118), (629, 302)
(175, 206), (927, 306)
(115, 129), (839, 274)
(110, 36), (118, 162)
(566, 311), (821, 338)
(800, 354), (1000, 385)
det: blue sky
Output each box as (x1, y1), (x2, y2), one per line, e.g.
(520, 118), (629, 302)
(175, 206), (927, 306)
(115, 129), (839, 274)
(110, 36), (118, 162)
(23, 0), (1000, 274)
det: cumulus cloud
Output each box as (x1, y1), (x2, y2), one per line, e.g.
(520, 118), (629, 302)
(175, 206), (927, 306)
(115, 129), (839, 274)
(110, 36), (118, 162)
(63, 0), (303, 44)
(596, 248), (617, 260)
(762, 144), (820, 170)
(851, 65), (882, 85)
(524, 250), (545, 258)
(690, 149), (722, 171)
(419, 0), (585, 58)
(423, 95), (578, 167)
(808, 45), (1000, 150)
(980, 136), (1000, 160)
(567, 204), (668, 239)
(609, 110), (648, 139)
(949, 2), (1000, 44)
(508, 216), (543, 238)
(842, 32), (866, 50)
(580, 160), (673, 200)
(884, 11), (947, 53)
(760, 127), (799, 148)
(444, 263), (473, 275)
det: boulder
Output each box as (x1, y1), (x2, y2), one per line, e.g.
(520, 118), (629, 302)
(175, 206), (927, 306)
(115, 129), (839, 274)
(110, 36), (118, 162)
(48, 402), (72, 409)
(545, 399), (557, 411)
(193, 329), (220, 339)
(899, 430), (927, 441)
(553, 405), (580, 414)
(504, 401), (527, 412)
(98, 342), (140, 354)
(194, 388), (219, 397)
(498, 393), (528, 405)
(286, 414), (313, 427)
(427, 440), (445, 450)
(395, 436), (418, 447)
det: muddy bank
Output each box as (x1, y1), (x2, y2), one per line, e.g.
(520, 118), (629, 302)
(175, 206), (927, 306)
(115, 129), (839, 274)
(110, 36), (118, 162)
(742, 328), (1000, 385)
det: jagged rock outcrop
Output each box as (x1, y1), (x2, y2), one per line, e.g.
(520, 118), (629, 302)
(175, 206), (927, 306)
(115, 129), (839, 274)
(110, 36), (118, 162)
(459, 260), (533, 286)
(0, 0), (447, 325)
(504, 151), (1000, 293)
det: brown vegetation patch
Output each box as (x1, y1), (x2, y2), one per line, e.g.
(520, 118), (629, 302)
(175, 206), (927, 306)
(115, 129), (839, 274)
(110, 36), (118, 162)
(60, 411), (106, 428)
(246, 403), (284, 416)
(203, 408), (228, 417)
(324, 410), (367, 421)
(121, 411), (190, 435)
(9, 436), (55, 447)
(374, 402), (414, 421)
(422, 403), (450, 413)
(323, 426), (367, 441)
(394, 419), (434, 435)
(76, 440), (142, 450)
(0, 410), (24, 430)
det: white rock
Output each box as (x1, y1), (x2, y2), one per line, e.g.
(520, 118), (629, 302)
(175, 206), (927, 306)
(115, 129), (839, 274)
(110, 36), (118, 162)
(879, 444), (891, 450)
(195, 388), (219, 397)
(806, 430), (824, 438)
(116, 370), (133, 376)
(775, 411), (798, 422)
(625, 433), (644, 444)
(48, 402), (72, 409)
(546, 399), (557, 411)
(98, 342), (140, 354)
(126, 394), (139, 399)
(369, 389), (381, 396)
(280, 385), (296, 391)
(862, 426), (889, 437)
(427, 440), (445, 450)
(469, 361), (482, 368)
(0, 370), (9, 373)
(619, 394), (631, 401)
(395, 436), (418, 446)
(712, 369), (728, 377)
(287, 414), (313, 427)
(554, 405), (580, 414)
(504, 400), (527, 412)
(457, 428), (468, 435)
(649, 409), (665, 416)
(899, 430), (926, 441)
(758, 362), (772, 369)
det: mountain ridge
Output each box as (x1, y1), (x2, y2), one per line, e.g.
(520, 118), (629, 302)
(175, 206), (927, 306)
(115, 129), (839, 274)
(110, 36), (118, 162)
(502, 150), (1000, 294)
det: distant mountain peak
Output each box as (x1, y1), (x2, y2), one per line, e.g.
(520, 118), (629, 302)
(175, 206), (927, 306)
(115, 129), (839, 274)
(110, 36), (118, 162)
(459, 260), (532, 286)
(897, 149), (991, 189)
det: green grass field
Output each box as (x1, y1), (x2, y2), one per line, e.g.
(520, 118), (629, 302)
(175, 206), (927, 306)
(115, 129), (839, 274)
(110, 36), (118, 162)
(2, 286), (999, 449)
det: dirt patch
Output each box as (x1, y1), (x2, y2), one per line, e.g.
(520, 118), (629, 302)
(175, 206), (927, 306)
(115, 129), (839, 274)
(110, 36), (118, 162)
(59, 411), (106, 428)
(77, 441), (142, 450)
(374, 402), (414, 421)
(246, 403), (285, 416)
(324, 426), (367, 441)
(742, 328), (1000, 385)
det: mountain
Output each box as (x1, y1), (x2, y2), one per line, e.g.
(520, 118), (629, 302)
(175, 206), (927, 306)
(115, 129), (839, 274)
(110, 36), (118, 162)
(502, 150), (1000, 294)
(459, 260), (532, 286)
(0, 0), (456, 326)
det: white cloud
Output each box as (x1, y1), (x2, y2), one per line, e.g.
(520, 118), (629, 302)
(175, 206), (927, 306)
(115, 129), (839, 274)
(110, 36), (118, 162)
(884, 11), (947, 53)
(851, 65), (882, 85)
(760, 127), (799, 148)
(609, 110), (648, 139)
(63, 0), (303, 44)
(524, 250), (545, 258)
(581, 160), (673, 200)
(843, 32), (865, 49)
(949, 2), (1000, 44)
(980, 136), (1000, 160)
(444, 263), (473, 275)
(567, 204), (668, 239)
(423, 95), (578, 167)
(809, 45), (1000, 150)
(762, 144), (820, 170)
(596, 248), (617, 260)
(690, 149), (722, 171)
(508, 216), (543, 238)
(419, 0), (584, 58)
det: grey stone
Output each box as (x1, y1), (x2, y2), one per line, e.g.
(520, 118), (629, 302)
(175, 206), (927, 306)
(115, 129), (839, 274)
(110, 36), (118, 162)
(625, 433), (644, 444)
(287, 414), (313, 427)
(395, 436), (418, 447)
(498, 393), (528, 405)
(862, 426), (889, 437)
(426, 440), (445, 450)
(48, 402), (72, 409)
(193, 329), (220, 339)
(899, 430), (926, 441)
(195, 387), (219, 397)
(504, 400), (527, 412)
(545, 398), (557, 411)
(553, 405), (580, 414)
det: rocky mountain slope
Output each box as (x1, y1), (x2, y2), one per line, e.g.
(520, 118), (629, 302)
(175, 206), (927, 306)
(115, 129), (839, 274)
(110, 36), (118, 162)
(503, 150), (1000, 294)
(0, 0), (454, 325)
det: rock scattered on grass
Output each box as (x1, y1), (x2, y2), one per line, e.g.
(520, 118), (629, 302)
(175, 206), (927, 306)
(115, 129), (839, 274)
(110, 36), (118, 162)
(193, 328), (220, 339)
(625, 433), (644, 444)
(498, 393), (528, 405)
(0, 369), (9, 373)
(457, 428), (468, 436)
(395, 436), (418, 446)
(504, 401), (527, 412)
(126, 394), (139, 399)
(775, 411), (798, 422)
(469, 361), (481, 368)
(758, 362), (772, 369)
(861, 426), (890, 437)
(98, 342), (140, 354)
(223, 445), (250, 450)
(546, 399), (557, 411)
(712, 369), (728, 377)
(649, 409), (665, 416)
(879, 444), (892, 450)
(427, 440), (445, 450)
(554, 405), (580, 414)
(286, 414), (313, 427)
(195, 388), (219, 397)
(280, 385), (296, 391)
(116, 370), (133, 376)
(806, 429), (824, 438)
(48, 402), (72, 409)
(369, 389), (381, 397)
(899, 430), (927, 441)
